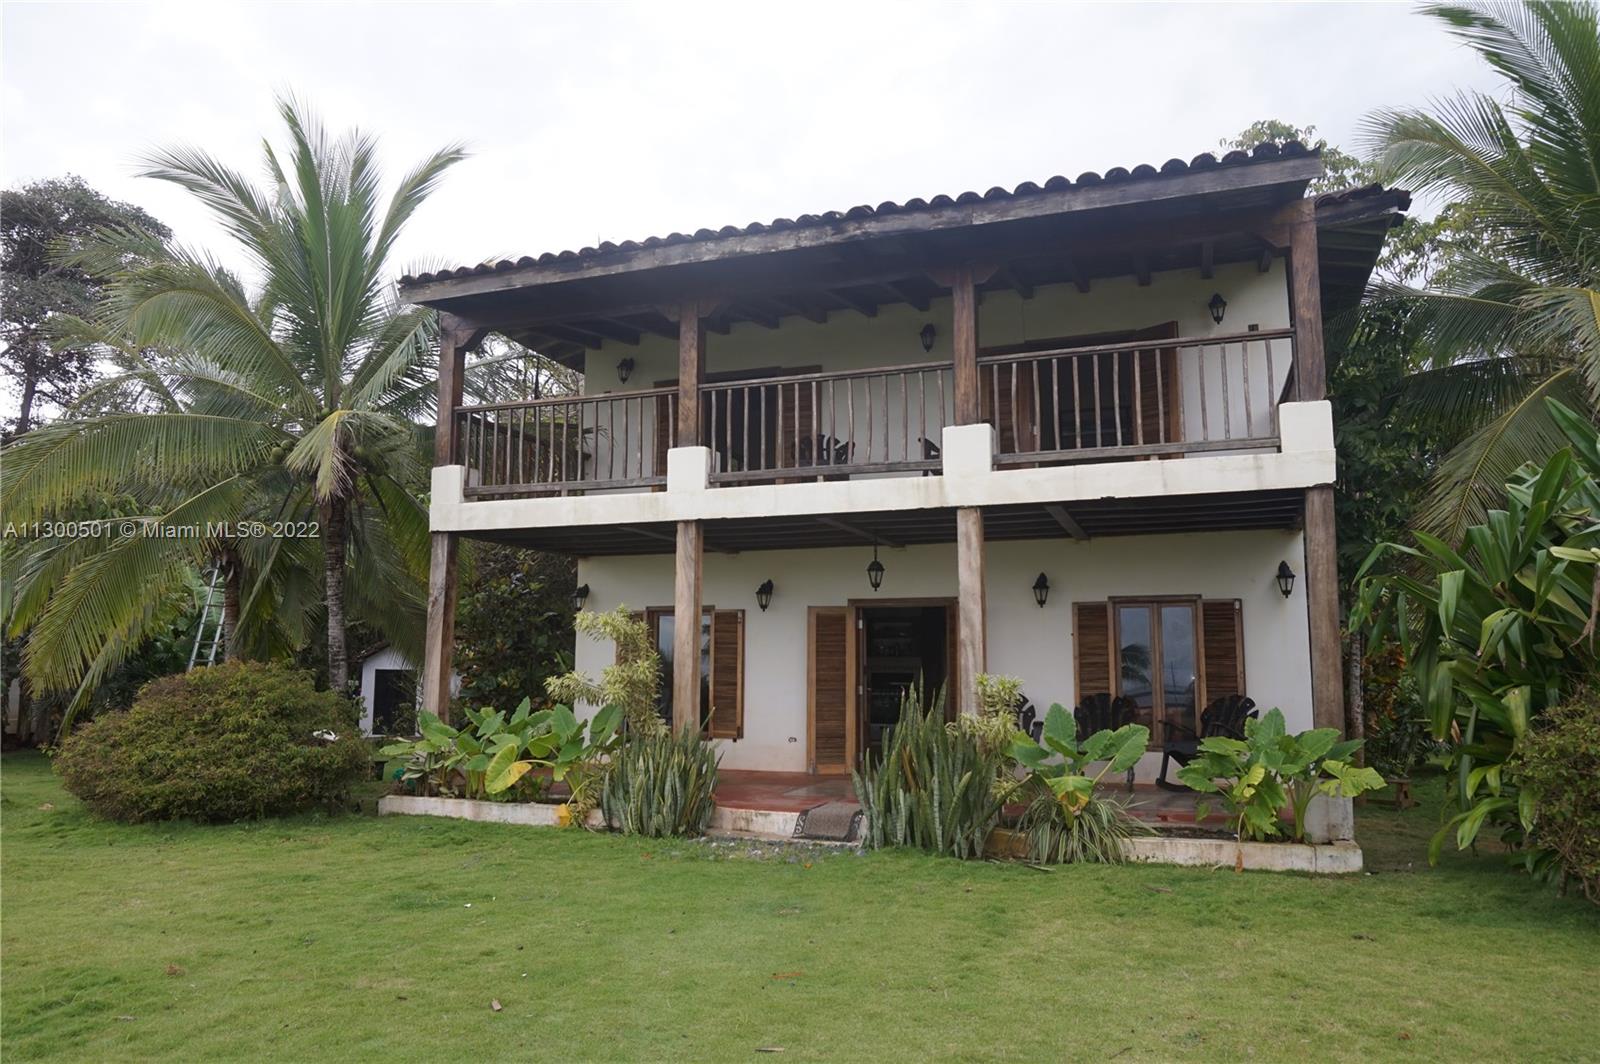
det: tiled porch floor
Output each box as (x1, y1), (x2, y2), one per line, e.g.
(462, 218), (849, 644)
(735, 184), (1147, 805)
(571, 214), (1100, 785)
(713, 770), (1222, 828)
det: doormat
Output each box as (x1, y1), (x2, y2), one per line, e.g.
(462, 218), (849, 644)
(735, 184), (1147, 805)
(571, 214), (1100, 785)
(793, 802), (863, 843)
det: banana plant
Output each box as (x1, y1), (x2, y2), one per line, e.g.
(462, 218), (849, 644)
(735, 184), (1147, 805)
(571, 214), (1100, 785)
(484, 702), (622, 815)
(1176, 708), (1383, 842)
(1011, 705), (1149, 817)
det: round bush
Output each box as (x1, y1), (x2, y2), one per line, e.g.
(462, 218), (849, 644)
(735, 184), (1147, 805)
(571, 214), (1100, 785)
(53, 661), (370, 823)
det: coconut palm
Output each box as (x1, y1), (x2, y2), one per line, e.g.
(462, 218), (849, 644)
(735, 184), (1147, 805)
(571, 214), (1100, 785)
(1359, 1), (1600, 545)
(0, 97), (465, 704)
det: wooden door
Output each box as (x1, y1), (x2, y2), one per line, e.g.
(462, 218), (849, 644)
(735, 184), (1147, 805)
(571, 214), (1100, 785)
(808, 606), (855, 774)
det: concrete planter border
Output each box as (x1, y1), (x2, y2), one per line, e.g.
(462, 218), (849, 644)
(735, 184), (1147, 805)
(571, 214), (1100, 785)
(1124, 835), (1363, 873)
(377, 793), (605, 829)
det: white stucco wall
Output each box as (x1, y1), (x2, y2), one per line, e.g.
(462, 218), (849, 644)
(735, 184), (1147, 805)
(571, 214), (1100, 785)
(358, 649), (460, 735)
(573, 528), (1313, 778)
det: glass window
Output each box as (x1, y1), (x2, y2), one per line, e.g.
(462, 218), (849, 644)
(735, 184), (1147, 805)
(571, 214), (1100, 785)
(649, 610), (711, 726)
(1114, 600), (1200, 743)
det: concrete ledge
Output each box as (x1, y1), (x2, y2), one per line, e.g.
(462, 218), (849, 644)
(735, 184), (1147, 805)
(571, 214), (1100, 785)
(378, 794), (605, 829)
(1124, 835), (1363, 873)
(710, 805), (801, 838)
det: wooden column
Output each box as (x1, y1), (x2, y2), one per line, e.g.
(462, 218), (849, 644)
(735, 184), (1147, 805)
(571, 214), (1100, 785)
(942, 264), (990, 713)
(1286, 199), (1326, 402)
(675, 299), (706, 446)
(421, 532), (460, 720)
(949, 264), (981, 424)
(421, 314), (484, 722)
(672, 520), (703, 732)
(955, 507), (987, 715)
(1305, 485), (1344, 732)
(1287, 199), (1345, 732)
(671, 300), (708, 732)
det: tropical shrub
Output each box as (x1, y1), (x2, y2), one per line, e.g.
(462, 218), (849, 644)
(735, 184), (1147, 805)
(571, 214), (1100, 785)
(546, 607), (666, 738)
(601, 726), (721, 837)
(853, 686), (1011, 859)
(1010, 704), (1150, 863)
(1513, 691), (1600, 905)
(1354, 399), (1600, 863)
(483, 702), (621, 823)
(1360, 641), (1441, 779)
(1176, 708), (1384, 843)
(53, 661), (369, 823)
(952, 673), (1027, 760)
(455, 544), (576, 712)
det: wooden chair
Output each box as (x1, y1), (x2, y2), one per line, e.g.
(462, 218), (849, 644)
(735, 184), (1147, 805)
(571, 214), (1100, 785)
(1014, 692), (1041, 743)
(1156, 694), (1258, 791)
(1074, 693), (1139, 792)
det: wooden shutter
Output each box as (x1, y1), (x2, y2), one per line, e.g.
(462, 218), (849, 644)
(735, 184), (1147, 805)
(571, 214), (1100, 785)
(706, 609), (744, 739)
(1073, 602), (1113, 704)
(1200, 599), (1245, 705)
(808, 607), (853, 773)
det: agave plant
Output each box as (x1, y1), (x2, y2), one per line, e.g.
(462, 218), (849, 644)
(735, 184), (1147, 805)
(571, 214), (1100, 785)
(0, 97), (466, 713)
(1359, 1), (1600, 544)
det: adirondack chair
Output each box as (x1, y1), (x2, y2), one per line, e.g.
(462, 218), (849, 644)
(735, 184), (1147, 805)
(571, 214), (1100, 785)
(1074, 693), (1139, 792)
(1014, 693), (1042, 743)
(1156, 694), (1258, 790)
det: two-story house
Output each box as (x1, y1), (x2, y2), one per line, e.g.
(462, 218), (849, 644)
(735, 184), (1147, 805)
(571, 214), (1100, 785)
(400, 142), (1407, 781)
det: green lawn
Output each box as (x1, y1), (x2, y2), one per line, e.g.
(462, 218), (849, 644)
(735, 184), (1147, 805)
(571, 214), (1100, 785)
(2, 753), (1596, 1062)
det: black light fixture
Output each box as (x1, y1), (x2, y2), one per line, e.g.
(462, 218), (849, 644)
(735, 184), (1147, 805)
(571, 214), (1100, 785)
(572, 583), (590, 611)
(1208, 292), (1228, 325)
(919, 323), (937, 354)
(616, 357), (635, 383)
(867, 545), (885, 592)
(1032, 572), (1050, 608)
(1276, 561), (1296, 599)
(755, 579), (774, 612)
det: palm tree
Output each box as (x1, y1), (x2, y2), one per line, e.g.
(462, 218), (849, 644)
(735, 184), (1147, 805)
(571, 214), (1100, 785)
(1, 97), (464, 702)
(1359, 1), (1600, 545)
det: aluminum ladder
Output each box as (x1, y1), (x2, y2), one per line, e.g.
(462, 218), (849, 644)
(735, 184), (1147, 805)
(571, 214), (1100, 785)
(187, 567), (226, 669)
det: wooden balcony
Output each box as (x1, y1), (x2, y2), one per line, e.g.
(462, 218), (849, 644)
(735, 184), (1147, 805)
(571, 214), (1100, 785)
(450, 329), (1295, 499)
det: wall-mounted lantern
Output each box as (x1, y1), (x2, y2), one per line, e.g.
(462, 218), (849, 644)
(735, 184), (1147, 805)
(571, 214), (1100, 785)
(755, 579), (774, 612)
(1032, 572), (1050, 608)
(919, 323), (937, 354)
(867, 546), (885, 592)
(616, 357), (635, 383)
(572, 583), (591, 611)
(1208, 292), (1228, 325)
(1276, 561), (1296, 599)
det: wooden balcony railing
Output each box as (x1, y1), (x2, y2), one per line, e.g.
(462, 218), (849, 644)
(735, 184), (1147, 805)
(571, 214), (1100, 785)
(449, 328), (1296, 498)
(700, 361), (951, 485)
(978, 328), (1294, 466)
(455, 387), (676, 497)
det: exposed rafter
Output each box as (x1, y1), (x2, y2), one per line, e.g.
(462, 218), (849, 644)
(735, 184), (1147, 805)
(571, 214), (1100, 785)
(1199, 240), (1215, 280)
(577, 319), (641, 345)
(543, 323), (607, 350)
(1044, 503), (1089, 541)
(825, 288), (879, 318)
(885, 280), (932, 312)
(816, 515), (901, 549)
(995, 266), (1034, 300)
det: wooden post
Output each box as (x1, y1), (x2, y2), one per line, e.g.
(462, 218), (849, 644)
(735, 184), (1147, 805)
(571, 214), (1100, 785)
(1286, 199), (1326, 401)
(672, 520), (703, 731)
(949, 264), (980, 425)
(1287, 199), (1345, 732)
(421, 532), (460, 720)
(422, 313), (485, 722)
(676, 300), (706, 445)
(1305, 485), (1344, 733)
(955, 507), (986, 716)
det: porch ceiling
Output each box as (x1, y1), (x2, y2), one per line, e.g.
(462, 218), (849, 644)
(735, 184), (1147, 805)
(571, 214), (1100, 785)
(464, 489), (1306, 557)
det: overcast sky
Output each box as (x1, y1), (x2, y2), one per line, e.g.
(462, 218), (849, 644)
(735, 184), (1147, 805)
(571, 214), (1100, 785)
(4, 0), (1498, 280)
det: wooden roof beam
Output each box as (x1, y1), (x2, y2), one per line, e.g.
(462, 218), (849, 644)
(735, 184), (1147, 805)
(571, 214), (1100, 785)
(1065, 255), (1090, 294)
(885, 280), (932, 312)
(825, 288), (879, 318)
(576, 319), (641, 346)
(729, 303), (781, 329)
(615, 314), (678, 340)
(542, 323), (606, 350)
(1199, 240), (1215, 280)
(995, 266), (1034, 300)
(1044, 503), (1089, 541)
(816, 515), (901, 549)
(1134, 255), (1152, 287)
(768, 296), (828, 324)
(618, 524), (737, 554)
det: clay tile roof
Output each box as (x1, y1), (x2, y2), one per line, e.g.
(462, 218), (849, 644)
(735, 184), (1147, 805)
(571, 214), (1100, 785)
(399, 140), (1317, 286)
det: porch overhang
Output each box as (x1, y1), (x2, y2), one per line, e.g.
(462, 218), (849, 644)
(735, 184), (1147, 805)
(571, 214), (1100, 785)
(399, 147), (1333, 366)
